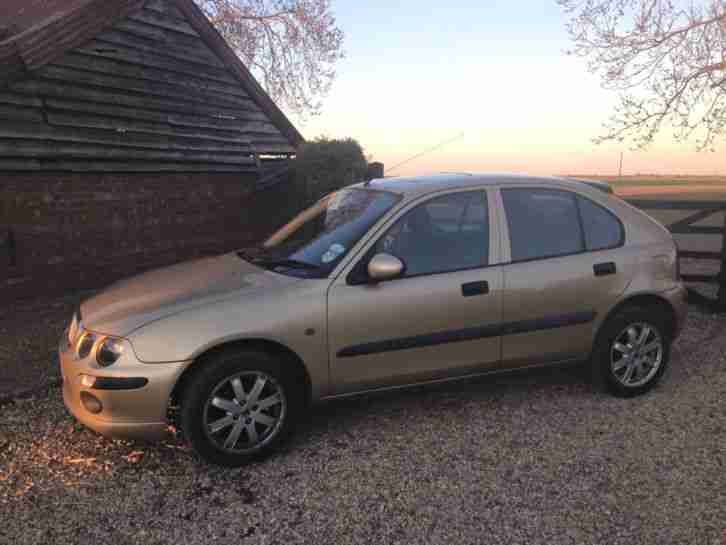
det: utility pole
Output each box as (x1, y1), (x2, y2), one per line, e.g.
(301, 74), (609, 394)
(618, 152), (624, 179)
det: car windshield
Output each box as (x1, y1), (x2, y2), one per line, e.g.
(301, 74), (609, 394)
(239, 188), (400, 277)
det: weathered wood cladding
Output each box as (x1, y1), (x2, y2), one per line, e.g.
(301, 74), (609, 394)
(0, 0), (296, 172)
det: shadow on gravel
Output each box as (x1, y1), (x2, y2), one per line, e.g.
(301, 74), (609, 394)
(287, 363), (590, 453)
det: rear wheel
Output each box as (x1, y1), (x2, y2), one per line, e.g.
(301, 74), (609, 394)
(180, 349), (303, 466)
(592, 307), (671, 397)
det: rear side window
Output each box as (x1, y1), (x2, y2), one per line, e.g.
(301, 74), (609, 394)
(502, 188), (584, 262)
(576, 196), (624, 251)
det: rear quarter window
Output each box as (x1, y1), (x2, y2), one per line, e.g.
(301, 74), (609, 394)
(576, 196), (624, 251)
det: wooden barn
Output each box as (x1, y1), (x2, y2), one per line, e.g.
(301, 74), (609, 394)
(0, 0), (304, 301)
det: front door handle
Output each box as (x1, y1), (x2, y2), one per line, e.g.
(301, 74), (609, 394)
(593, 262), (617, 276)
(462, 281), (489, 297)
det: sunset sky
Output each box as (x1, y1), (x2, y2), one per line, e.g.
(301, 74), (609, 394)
(296, 0), (725, 177)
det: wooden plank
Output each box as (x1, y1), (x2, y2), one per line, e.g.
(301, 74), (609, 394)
(46, 111), (246, 143)
(144, 0), (170, 14)
(96, 28), (225, 69)
(667, 209), (719, 231)
(0, 141), (255, 164)
(44, 97), (275, 131)
(0, 159), (37, 170)
(671, 225), (725, 235)
(46, 111), (282, 141)
(43, 58), (255, 107)
(717, 212), (726, 308)
(144, 0), (187, 22)
(114, 19), (167, 41)
(0, 91), (43, 108)
(626, 199), (726, 211)
(679, 250), (723, 260)
(10, 78), (265, 120)
(55, 50), (251, 100)
(682, 274), (719, 283)
(128, 8), (200, 37)
(251, 142), (297, 155)
(0, 120), (254, 153)
(73, 43), (238, 85)
(0, 104), (45, 123)
(0, 159), (257, 172)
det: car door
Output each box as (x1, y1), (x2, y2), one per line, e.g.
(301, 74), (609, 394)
(327, 189), (503, 395)
(496, 186), (632, 368)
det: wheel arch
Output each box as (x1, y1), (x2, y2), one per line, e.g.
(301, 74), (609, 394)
(595, 292), (679, 346)
(168, 338), (313, 418)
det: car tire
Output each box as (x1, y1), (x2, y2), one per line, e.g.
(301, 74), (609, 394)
(591, 306), (671, 398)
(180, 348), (304, 466)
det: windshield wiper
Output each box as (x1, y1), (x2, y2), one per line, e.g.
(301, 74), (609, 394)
(249, 256), (321, 270)
(236, 248), (320, 271)
(261, 258), (320, 270)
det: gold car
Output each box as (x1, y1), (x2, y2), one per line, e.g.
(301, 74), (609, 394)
(60, 174), (687, 466)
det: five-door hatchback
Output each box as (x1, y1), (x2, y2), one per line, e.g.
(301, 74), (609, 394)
(60, 173), (687, 466)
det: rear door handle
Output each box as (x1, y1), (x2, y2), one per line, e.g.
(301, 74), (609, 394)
(462, 281), (489, 297)
(593, 262), (617, 276)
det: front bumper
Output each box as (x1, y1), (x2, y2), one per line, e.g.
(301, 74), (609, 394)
(59, 336), (188, 442)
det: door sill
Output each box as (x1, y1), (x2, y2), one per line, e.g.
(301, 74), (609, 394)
(320, 357), (584, 402)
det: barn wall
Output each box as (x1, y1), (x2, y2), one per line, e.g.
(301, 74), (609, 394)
(0, 0), (295, 172)
(0, 171), (297, 301)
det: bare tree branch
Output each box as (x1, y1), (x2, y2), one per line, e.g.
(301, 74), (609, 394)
(196, 0), (344, 118)
(558, 0), (726, 150)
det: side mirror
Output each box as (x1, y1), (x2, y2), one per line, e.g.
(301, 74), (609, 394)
(367, 253), (404, 282)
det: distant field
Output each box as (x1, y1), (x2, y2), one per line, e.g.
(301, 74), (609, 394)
(615, 187), (726, 198)
(567, 175), (726, 187)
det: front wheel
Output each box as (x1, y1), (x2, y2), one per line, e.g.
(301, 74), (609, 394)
(591, 307), (671, 397)
(180, 349), (302, 466)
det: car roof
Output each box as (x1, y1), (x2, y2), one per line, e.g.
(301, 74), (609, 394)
(352, 173), (612, 198)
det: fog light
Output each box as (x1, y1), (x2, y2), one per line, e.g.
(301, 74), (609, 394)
(80, 391), (103, 414)
(80, 374), (96, 388)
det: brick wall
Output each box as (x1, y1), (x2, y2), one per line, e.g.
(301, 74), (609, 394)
(0, 171), (297, 301)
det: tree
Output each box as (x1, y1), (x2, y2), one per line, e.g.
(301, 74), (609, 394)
(196, 0), (344, 117)
(558, 0), (726, 150)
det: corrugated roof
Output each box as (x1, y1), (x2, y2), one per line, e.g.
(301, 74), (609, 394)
(0, 0), (303, 147)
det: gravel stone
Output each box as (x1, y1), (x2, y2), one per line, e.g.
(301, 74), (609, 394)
(2, 298), (726, 544)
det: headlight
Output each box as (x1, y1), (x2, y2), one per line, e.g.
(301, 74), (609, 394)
(76, 332), (96, 359)
(97, 337), (124, 367)
(68, 314), (79, 345)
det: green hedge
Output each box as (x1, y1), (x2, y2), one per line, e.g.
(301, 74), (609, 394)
(294, 137), (368, 206)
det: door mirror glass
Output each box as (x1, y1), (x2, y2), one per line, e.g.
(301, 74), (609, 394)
(367, 253), (404, 281)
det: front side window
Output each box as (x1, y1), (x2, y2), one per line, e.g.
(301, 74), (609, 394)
(502, 188), (584, 262)
(374, 191), (489, 277)
(240, 188), (400, 277)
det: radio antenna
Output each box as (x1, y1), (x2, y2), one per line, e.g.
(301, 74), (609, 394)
(386, 132), (465, 175)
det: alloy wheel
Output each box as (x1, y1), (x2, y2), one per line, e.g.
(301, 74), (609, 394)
(202, 371), (287, 454)
(610, 322), (664, 388)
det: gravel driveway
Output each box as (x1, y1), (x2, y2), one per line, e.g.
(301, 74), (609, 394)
(2, 303), (726, 545)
